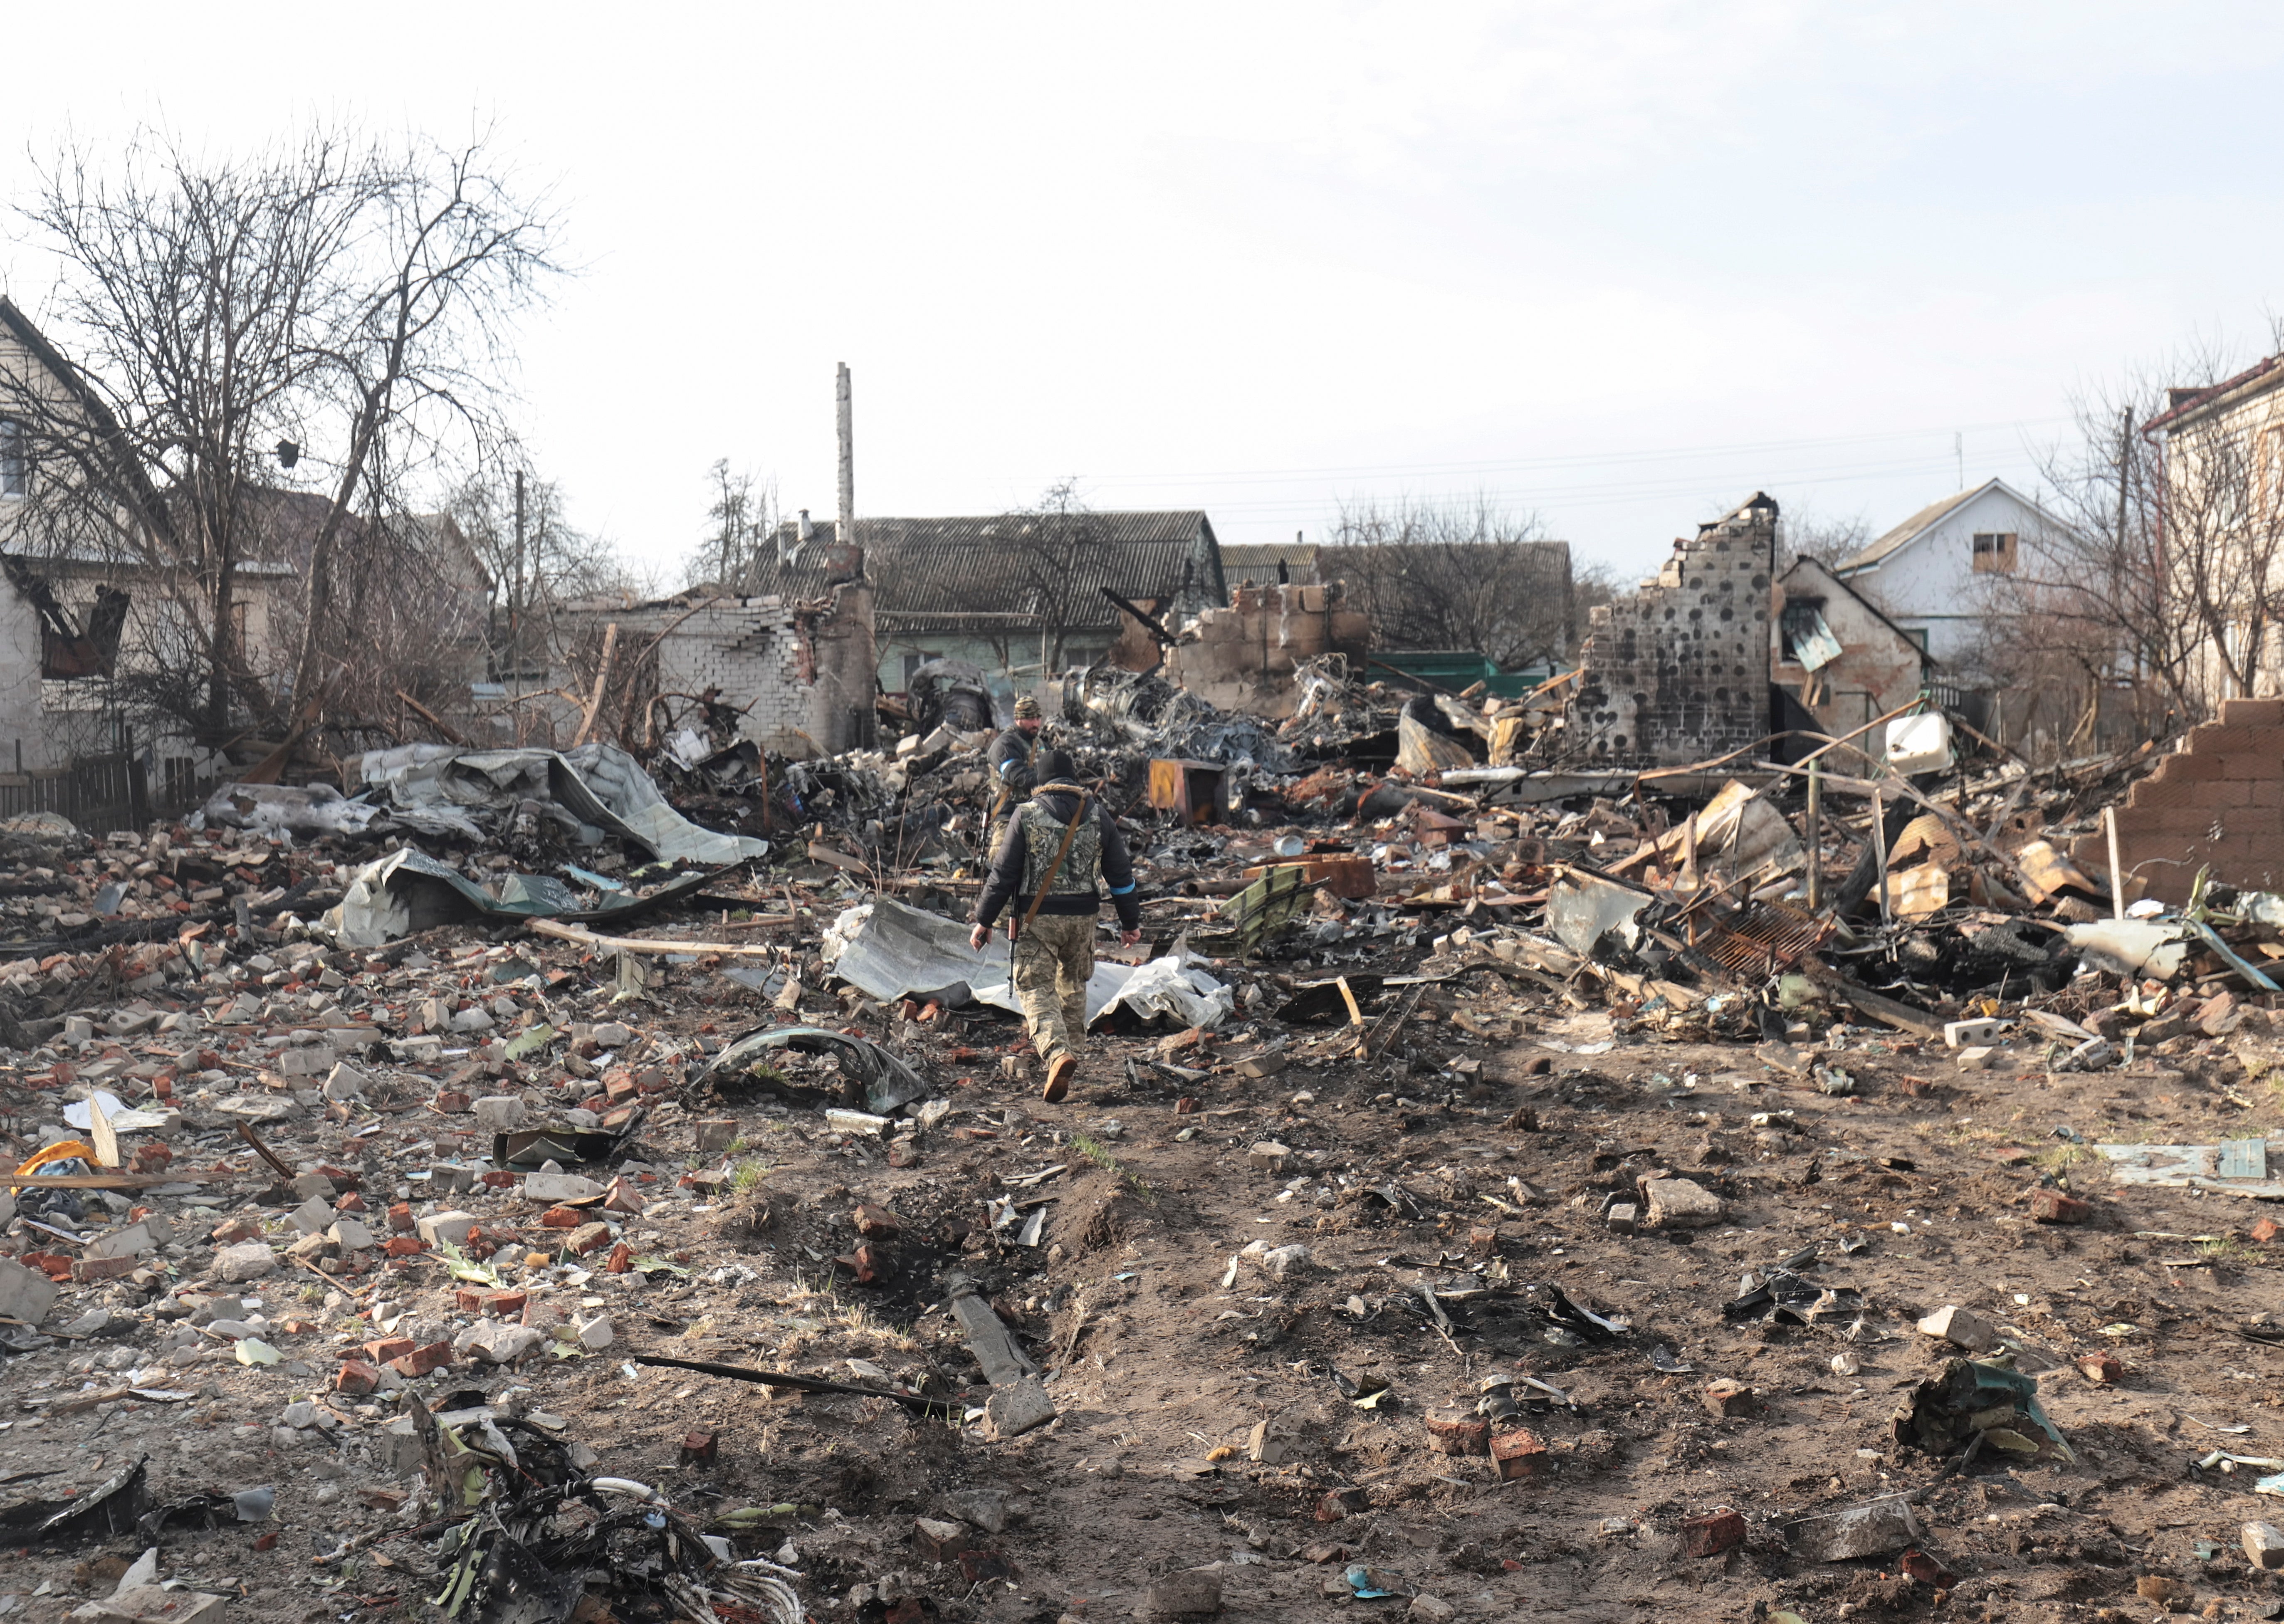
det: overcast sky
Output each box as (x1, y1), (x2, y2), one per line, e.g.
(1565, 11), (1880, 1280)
(4, 3), (2283, 586)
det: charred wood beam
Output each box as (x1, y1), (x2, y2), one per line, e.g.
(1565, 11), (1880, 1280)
(1099, 587), (1175, 646)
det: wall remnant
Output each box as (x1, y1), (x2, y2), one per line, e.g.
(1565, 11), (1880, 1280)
(1772, 556), (1928, 743)
(2073, 696), (2284, 905)
(1571, 494), (1777, 768)
(621, 578), (877, 757)
(1155, 582), (1370, 719)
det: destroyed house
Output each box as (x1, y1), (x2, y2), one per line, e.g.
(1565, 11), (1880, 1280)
(1571, 495), (1777, 768)
(761, 509), (1227, 717)
(563, 565), (879, 759)
(0, 297), (494, 801)
(1773, 555), (1931, 741)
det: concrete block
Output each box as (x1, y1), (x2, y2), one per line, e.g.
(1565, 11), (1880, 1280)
(1787, 1498), (1922, 1561)
(287, 1195), (334, 1234)
(472, 1095), (525, 1131)
(0, 1257), (60, 1325)
(2246, 1520), (2284, 1571)
(1944, 1018), (2006, 1048)
(982, 1377), (1057, 1439)
(522, 1172), (603, 1205)
(1917, 1304), (1996, 1352)
(466, 1324), (544, 1364)
(214, 1241), (275, 1283)
(417, 1211), (477, 1248)
(1133, 1570), (1221, 1617)
(329, 1219), (376, 1251)
(323, 1062), (370, 1101)
(1642, 1176), (1723, 1229)
(85, 1221), (156, 1260)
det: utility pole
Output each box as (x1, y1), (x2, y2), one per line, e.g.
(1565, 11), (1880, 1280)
(836, 363), (855, 546)
(2114, 405), (2133, 690)
(512, 467), (527, 687)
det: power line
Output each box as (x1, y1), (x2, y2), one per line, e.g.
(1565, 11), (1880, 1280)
(1066, 414), (2071, 489)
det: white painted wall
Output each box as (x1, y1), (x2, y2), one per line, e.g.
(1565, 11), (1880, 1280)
(1838, 482), (2062, 669)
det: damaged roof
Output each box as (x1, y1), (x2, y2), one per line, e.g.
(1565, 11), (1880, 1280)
(754, 510), (1224, 621)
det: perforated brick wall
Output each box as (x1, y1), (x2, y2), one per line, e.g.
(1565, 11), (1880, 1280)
(1570, 496), (1777, 768)
(2073, 695), (2284, 904)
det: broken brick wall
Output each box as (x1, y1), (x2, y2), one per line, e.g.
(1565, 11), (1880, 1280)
(2074, 695), (2284, 905)
(1158, 582), (1370, 719)
(1571, 496), (1777, 767)
(637, 579), (876, 756)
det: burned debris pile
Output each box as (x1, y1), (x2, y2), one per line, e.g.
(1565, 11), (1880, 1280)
(3, 651), (2284, 1622)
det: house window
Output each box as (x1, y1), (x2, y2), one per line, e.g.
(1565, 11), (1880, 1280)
(1778, 599), (1828, 664)
(1971, 532), (2017, 573)
(0, 419), (25, 497)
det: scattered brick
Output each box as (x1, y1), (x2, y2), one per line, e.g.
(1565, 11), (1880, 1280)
(1681, 1508), (1747, 1558)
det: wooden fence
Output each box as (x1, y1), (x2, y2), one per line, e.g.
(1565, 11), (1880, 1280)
(0, 751), (145, 835)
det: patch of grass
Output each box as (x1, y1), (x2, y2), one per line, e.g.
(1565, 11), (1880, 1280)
(2034, 1144), (2098, 1173)
(727, 1135), (753, 1156)
(1071, 1130), (1157, 1204)
(2199, 1237), (2254, 1265)
(731, 1157), (769, 1194)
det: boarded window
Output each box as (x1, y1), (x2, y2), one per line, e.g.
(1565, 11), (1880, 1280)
(1971, 532), (2017, 573)
(0, 419), (24, 497)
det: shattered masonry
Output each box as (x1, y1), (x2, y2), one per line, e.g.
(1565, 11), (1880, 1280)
(1156, 581), (1369, 718)
(2074, 694), (2284, 904)
(616, 578), (877, 756)
(1572, 494), (1776, 767)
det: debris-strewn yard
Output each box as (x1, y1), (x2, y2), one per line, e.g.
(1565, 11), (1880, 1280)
(5, 678), (2284, 1624)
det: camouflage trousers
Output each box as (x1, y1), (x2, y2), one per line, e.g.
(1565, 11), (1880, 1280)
(1011, 911), (1094, 1063)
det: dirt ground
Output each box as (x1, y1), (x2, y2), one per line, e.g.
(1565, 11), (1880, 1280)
(5, 912), (2284, 1624)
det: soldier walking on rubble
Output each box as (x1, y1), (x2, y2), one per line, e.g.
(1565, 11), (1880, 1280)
(968, 748), (1142, 1104)
(984, 695), (1046, 855)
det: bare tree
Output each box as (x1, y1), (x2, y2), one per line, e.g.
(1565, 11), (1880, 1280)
(1320, 495), (1572, 667)
(445, 467), (634, 681)
(1569, 559), (1629, 645)
(928, 479), (1121, 675)
(685, 459), (781, 592)
(1776, 503), (1874, 572)
(0, 121), (564, 762)
(1970, 343), (2247, 751)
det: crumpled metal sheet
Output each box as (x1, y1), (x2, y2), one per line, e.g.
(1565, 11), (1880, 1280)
(1094, 954), (1234, 1029)
(823, 895), (1126, 1024)
(323, 845), (733, 947)
(1547, 868), (1652, 958)
(697, 1022), (931, 1117)
(823, 895), (1231, 1030)
(356, 743), (767, 866)
(202, 781), (383, 838)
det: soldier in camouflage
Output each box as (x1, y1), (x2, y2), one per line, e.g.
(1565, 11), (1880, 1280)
(968, 749), (1142, 1102)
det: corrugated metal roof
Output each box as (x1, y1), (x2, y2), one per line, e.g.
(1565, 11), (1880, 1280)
(1221, 541), (1321, 581)
(749, 510), (1220, 621)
